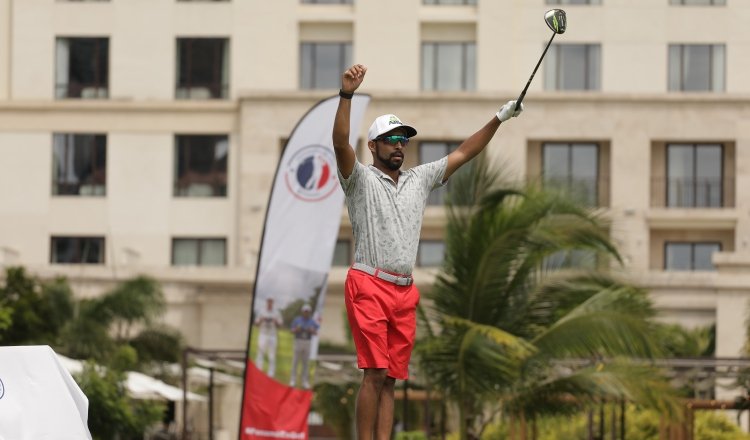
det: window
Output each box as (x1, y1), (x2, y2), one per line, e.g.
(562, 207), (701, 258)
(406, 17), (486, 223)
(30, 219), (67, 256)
(668, 44), (725, 92)
(174, 135), (228, 197)
(544, 44), (600, 91)
(424, 0), (477, 4)
(418, 240), (445, 267)
(665, 242), (720, 271)
(52, 134), (106, 196)
(332, 239), (351, 266)
(547, 0), (601, 4)
(422, 42), (476, 91)
(300, 43), (352, 89)
(670, 0), (724, 5)
(172, 238), (226, 266)
(419, 141), (461, 206)
(51, 237), (104, 264)
(55, 37), (109, 99)
(543, 249), (597, 270)
(666, 144), (722, 208)
(542, 143), (599, 206)
(176, 38), (229, 99)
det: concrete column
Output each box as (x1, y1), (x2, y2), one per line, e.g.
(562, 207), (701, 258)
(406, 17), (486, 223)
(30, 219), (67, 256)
(714, 253), (750, 400)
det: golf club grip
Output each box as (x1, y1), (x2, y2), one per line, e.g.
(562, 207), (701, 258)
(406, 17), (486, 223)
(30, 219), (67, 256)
(515, 32), (557, 112)
(515, 89), (528, 112)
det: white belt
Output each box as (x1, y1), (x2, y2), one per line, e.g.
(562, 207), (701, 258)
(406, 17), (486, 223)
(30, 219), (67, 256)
(352, 263), (413, 286)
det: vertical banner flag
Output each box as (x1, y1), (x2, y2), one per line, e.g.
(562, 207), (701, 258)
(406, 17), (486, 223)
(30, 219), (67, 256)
(240, 94), (371, 440)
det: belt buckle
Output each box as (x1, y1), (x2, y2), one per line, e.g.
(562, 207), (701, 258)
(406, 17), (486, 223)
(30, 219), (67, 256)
(397, 276), (412, 286)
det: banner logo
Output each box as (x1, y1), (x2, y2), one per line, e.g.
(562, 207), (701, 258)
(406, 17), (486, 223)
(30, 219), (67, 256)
(285, 145), (338, 202)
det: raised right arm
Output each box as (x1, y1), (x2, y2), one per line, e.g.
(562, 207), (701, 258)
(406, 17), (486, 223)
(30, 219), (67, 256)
(332, 64), (367, 179)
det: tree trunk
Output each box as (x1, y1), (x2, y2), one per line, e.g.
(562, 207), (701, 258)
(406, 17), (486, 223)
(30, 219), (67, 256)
(459, 397), (468, 440)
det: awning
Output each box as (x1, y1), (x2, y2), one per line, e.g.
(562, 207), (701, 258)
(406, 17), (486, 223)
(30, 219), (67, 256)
(57, 354), (206, 402)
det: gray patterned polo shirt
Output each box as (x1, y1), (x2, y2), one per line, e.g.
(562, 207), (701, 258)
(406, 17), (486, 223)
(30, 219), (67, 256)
(338, 157), (448, 275)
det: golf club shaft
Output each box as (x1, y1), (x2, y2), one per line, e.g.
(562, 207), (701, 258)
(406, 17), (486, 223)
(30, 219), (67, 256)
(515, 32), (557, 112)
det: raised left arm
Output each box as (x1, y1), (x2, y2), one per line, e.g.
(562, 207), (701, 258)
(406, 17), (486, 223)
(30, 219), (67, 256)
(444, 100), (523, 181)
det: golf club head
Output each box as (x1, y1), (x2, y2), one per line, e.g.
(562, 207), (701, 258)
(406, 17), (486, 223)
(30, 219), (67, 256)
(545, 9), (567, 34)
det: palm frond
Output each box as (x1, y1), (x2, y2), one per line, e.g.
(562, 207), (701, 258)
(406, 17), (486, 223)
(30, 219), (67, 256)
(509, 360), (683, 421)
(418, 316), (536, 397)
(532, 286), (660, 359)
(527, 272), (655, 332)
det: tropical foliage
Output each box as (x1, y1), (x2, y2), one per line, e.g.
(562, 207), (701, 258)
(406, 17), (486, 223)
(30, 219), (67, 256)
(0, 266), (74, 345)
(480, 405), (750, 440)
(77, 362), (165, 440)
(416, 156), (680, 439)
(312, 381), (359, 439)
(60, 275), (183, 369)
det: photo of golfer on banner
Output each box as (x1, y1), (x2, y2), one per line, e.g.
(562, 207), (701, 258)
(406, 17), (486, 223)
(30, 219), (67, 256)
(250, 263), (326, 386)
(333, 63), (523, 440)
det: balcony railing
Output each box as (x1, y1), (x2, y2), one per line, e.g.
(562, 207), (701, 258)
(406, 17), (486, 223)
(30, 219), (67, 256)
(542, 177), (610, 208)
(55, 82), (108, 99)
(651, 177), (734, 208)
(175, 83), (229, 100)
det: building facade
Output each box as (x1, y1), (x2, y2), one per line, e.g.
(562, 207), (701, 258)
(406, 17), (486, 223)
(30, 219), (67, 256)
(2, 0), (750, 435)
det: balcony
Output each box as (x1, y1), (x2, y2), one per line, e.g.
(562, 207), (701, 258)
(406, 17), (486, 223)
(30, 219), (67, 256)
(542, 176), (611, 208)
(651, 177), (735, 209)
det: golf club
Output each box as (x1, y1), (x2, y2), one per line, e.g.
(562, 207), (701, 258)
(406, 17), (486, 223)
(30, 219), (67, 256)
(515, 9), (567, 111)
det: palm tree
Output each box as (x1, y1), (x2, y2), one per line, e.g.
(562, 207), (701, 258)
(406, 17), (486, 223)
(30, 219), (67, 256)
(60, 275), (183, 370)
(416, 156), (680, 439)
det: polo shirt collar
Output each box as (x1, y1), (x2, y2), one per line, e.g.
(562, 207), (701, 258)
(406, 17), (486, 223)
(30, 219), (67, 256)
(368, 164), (406, 184)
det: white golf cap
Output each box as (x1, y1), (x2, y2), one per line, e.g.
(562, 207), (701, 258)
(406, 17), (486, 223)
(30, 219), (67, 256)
(367, 114), (417, 141)
(301, 304), (312, 312)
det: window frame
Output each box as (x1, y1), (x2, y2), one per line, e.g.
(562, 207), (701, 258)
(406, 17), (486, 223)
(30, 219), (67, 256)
(50, 236), (105, 264)
(418, 141), (461, 206)
(171, 237), (228, 266)
(663, 241), (722, 271)
(176, 37), (230, 99)
(331, 238), (352, 267)
(665, 143), (724, 208)
(299, 41), (352, 90)
(543, 249), (599, 271)
(417, 240), (446, 267)
(55, 37), (110, 99)
(421, 41), (476, 91)
(52, 133), (107, 196)
(668, 44), (725, 92)
(173, 134), (229, 198)
(545, 43), (601, 91)
(541, 142), (600, 206)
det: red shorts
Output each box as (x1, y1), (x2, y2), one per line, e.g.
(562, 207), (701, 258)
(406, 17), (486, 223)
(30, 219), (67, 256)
(344, 267), (419, 380)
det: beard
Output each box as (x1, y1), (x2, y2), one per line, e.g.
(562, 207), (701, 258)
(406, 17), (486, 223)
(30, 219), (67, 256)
(376, 146), (404, 171)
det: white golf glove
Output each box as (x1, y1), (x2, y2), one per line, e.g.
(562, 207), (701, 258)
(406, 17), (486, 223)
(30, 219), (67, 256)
(496, 100), (524, 122)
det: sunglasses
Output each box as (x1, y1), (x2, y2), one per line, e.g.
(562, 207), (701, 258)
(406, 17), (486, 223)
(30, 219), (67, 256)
(376, 135), (410, 146)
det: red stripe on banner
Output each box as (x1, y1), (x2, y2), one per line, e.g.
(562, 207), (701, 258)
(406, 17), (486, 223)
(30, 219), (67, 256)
(241, 362), (312, 440)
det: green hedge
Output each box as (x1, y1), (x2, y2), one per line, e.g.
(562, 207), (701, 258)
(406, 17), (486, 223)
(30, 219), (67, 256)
(395, 431), (428, 440)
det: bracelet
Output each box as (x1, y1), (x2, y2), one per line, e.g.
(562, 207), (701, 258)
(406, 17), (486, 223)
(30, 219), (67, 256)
(339, 89), (354, 99)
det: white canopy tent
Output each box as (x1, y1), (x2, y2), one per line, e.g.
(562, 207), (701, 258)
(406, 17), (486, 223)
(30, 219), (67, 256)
(0, 346), (93, 440)
(56, 354), (206, 402)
